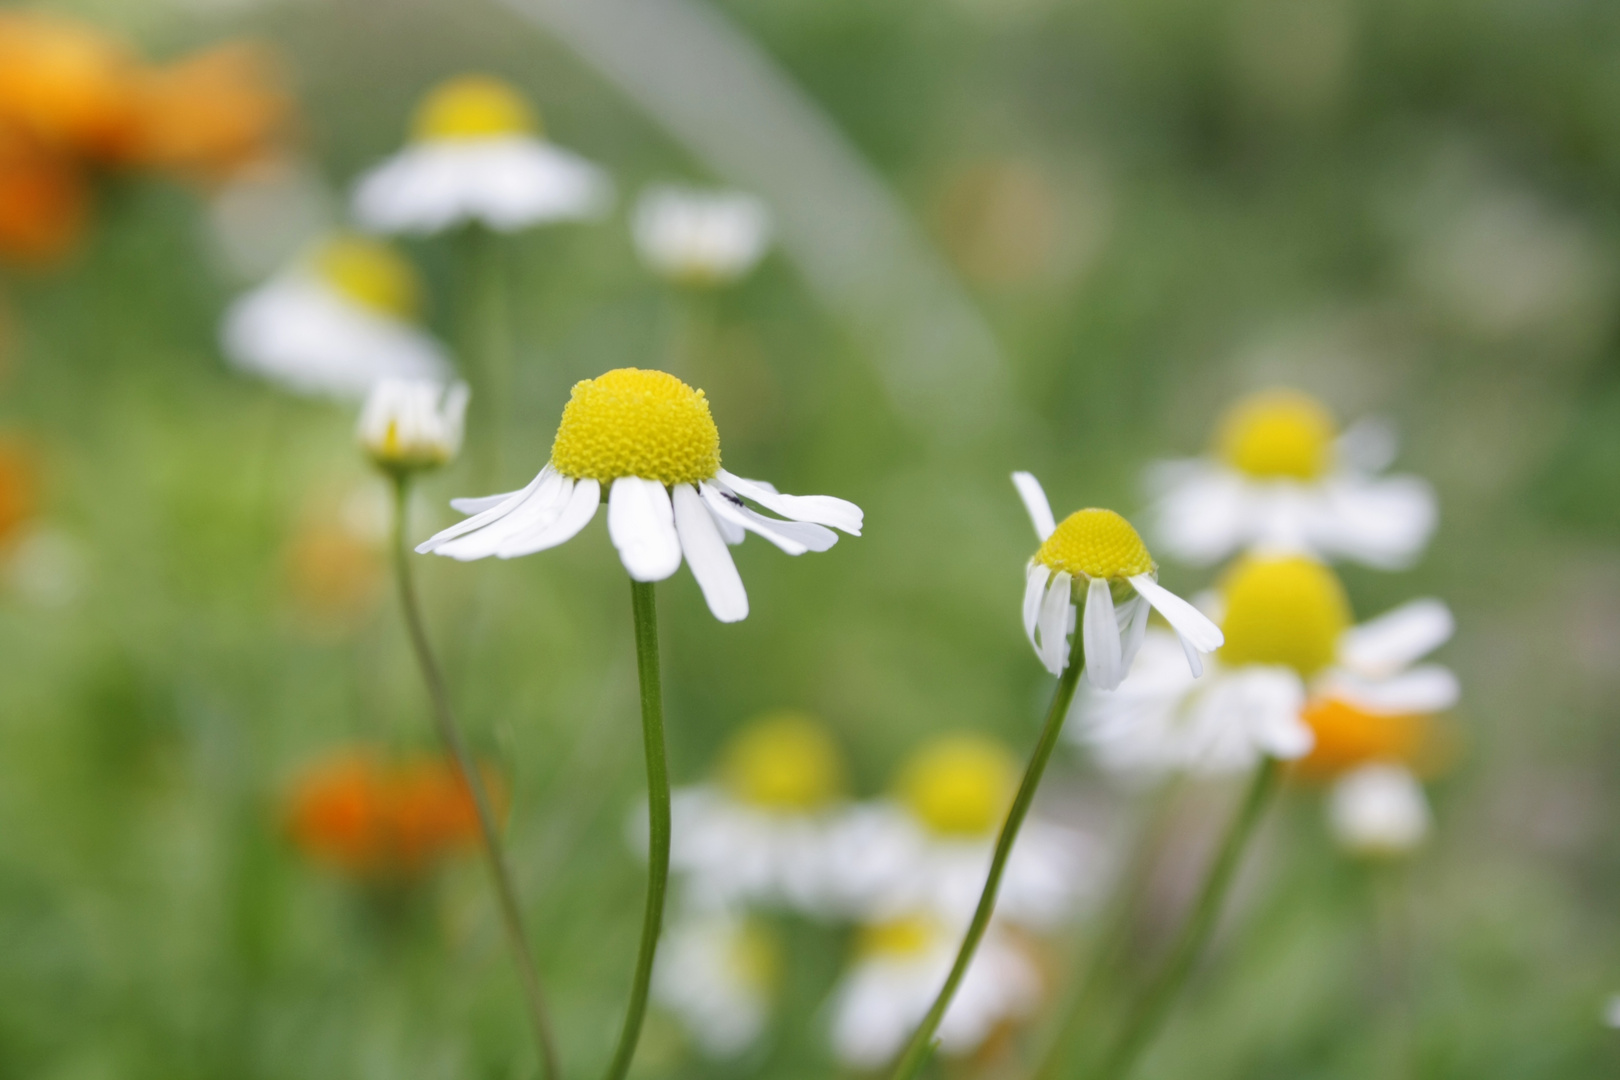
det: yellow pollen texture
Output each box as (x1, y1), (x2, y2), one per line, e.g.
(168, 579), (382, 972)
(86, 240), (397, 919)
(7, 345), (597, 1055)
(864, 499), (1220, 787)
(314, 235), (421, 319)
(1218, 556), (1351, 677)
(897, 735), (1017, 837)
(718, 712), (845, 812)
(1035, 508), (1154, 581)
(857, 915), (939, 959)
(549, 368), (721, 486)
(1216, 389), (1337, 480)
(411, 75), (538, 142)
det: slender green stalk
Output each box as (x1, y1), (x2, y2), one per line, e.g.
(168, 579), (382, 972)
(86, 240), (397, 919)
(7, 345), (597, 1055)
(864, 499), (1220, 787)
(887, 645), (1088, 1080)
(455, 225), (513, 483)
(602, 580), (672, 1080)
(389, 474), (561, 1080)
(1090, 756), (1282, 1080)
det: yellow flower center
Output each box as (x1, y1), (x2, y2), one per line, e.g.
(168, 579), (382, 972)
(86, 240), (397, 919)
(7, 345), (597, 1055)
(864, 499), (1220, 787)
(857, 915), (940, 959)
(411, 75), (538, 142)
(313, 235), (420, 319)
(1218, 556), (1351, 677)
(1035, 508), (1154, 581)
(897, 735), (1017, 837)
(726, 920), (782, 993)
(1215, 389), (1337, 480)
(549, 368), (721, 486)
(718, 712), (845, 812)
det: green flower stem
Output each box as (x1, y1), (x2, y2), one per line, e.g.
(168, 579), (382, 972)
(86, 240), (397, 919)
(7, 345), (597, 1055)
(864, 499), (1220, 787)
(1091, 756), (1283, 1080)
(887, 644), (1089, 1080)
(602, 580), (672, 1080)
(390, 474), (561, 1080)
(456, 224), (513, 483)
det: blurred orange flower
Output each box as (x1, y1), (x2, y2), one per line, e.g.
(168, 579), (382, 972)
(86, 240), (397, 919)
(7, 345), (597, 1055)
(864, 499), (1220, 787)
(0, 125), (88, 265)
(125, 42), (293, 184)
(1295, 696), (1454, 781)
(0, 12), (138, 159)
(282, 519), (385, 631)
(0, 434), (38, 547)
(286, 748), (505, 878)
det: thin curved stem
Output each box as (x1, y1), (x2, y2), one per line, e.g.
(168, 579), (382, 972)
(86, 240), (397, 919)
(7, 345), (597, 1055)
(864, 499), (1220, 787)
(887, 645), (1088, 1080)
(602, 580), (671, 1080)
(390, 473), (561, 1080)
(1090, 756), (1282, 1080)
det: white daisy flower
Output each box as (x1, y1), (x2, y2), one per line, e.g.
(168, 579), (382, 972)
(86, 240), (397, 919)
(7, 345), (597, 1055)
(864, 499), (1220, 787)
(1146, 389), (1438, 570)
(357, 378), (470, 472)
(352, 74), (612, 235)
(1074, 556), (1458, 778)
(632, 185), (771, 285)
(829, 914), (1041, 1069)
(222, 234), (451, 400)
(1012, 471), (1224, 689)
(653, 910), (778, 1059)
(416, 368), (862, 622)
(1327, 763), (1431, 857)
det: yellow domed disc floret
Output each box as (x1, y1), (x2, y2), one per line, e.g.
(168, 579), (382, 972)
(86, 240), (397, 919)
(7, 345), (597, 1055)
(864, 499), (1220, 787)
(550, 368), (721, 486)
(1215, 389), (1337, 480)
(856, 914), (940, 959)
(1035, 508), (1155, 581)
(1218, 556), (1351, 677)
(412, 74), (539, 142)
(718, 711), (845, 812)
(313, 235), (421, 319)
(897, 734), (1017, 837)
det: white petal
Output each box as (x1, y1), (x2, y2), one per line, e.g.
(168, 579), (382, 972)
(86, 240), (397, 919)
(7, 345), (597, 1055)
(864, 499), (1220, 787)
(673, 484), (748, 622)
(715, 470), (862, 534)
(1119, 595), (1151, 674)
(1237, 668), (1312, 759)
(1178, 632), (1205, 679)
(1335, 416), (1399, 474)
(1338, 599), (1454, 678)
(1037, 571), (1072, 675)
(1022, 563), (1050, 652)
(1130, 574), (1224, 654)
(609, 476), (683, 581)
(496, 479), (601, 558)
(1309, 474), (1437, 570)
(433, 475), (573, 560)
(418, 466), (558, 554)
(450, 489), (525, 515)
(1329, 764), (1430, 855)
(1318, 664), (1460, 715)
(1083, 578), (1123, 690)
(699, 483), (836, 555)
(1011, 472), (1056, 541)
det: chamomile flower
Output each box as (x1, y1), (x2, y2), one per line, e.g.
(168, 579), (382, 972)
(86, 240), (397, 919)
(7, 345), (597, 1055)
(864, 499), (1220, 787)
(352, 74), (611, 235)
(1327, 763), (1431, 857)
(653, 911), (779, 1058)
(417, 368), (862, 622)
(1146, 389), (1437, 569)
(222, 234), (450, 399)
(1074, 557), (1457, 777)
(357, 378), (469, 473)
(829, 914), (1041, 1068)
(632, 185), (771, 285)
(1012, 472), (1223, 688)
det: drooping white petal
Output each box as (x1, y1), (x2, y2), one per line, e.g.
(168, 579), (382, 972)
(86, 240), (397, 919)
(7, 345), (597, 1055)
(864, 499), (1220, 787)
(1234, 667), (1313, 759)
(715, 470), (863, 534)
(699, 483), (836, 554)
(1310, 474), (1437, 570)
(1011, 472), (1056, 541)
(1130, 574), (1225, 656)
(1036, 571), (1072, 675)
(1119, 595), (1151, 674)
(1143, 461), (1253, 567)
(1335, 416), (1399, 474)
(496, 479), (601, 558)
(450, 489), (525, 515)
(417, 466), (559, 554)
(1022, 563), (1050, 652)
(609, 476), (683, 581)
(1318, 664), (1460, 715)
(1083, 578), (1123, 690)
(1338, 599), (1454, 678)
(432, 475), (572, 561)
(672, 483), (748, 622)
(1328, 764), (1430, 855)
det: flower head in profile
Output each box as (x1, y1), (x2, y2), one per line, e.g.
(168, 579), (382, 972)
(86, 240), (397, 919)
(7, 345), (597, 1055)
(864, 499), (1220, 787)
(358, 378), (470, 473)
(418, 368), (862, 622)
(1013, 472), (1223, 688)
(632, 185), (771, 286)
(222, 233), (451, 399)
(653, 911), (780, 1058)
(1146, 389), (1437, 569)
(1327, 763), (1431, 858)
(352, 74), (611, 235)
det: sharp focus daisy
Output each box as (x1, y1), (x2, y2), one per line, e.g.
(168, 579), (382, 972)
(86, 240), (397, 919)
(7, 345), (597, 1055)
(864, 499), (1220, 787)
(1074, 556), (1458, 778)
(1327, 763), (1432, 857)
(631, 185), (771, 285)
(652, 910), (779, 1058)
(1012, 471), (1223, 689)
(828, 914), (1041, 1069)
(416, 368), (862, 622)
(222, 234), (451, 399)
(1145, 389), (1438, 569)
(357, 378), (470, 473)
(352, 74), (612, 235)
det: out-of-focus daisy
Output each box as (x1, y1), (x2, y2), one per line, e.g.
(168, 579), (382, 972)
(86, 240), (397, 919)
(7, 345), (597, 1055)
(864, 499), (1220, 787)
(1146, 389), (1437, 569)
(1326, 763), (1431, 857)
(417, 368), (862, 623)
(632, 185), (771, 286)
(353, 74), (611, 235)
(358, 378), (470, 473)
(1012, 471), (1223, 688)
(653, 911), (779, 1058)
(829, 913), (1041, 1068)
(222, 233), (451, 399)
(0, 125), (88, 265)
